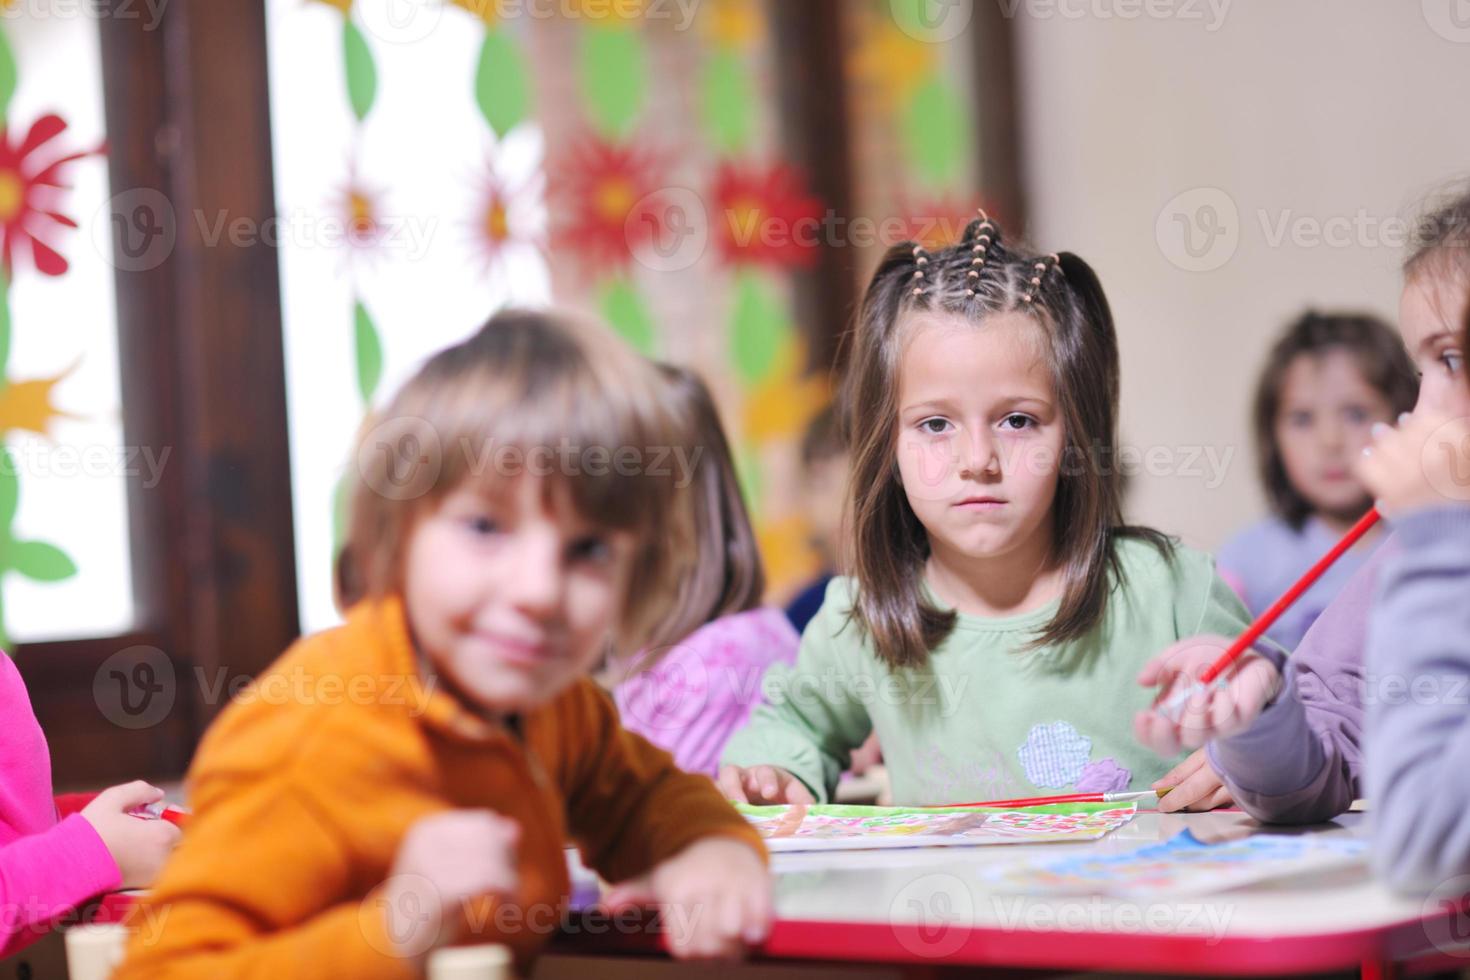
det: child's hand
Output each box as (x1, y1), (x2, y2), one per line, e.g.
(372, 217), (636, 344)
(1151, 748), (1234, 812)
(1133, 635), (1281, 755)
(601, 838), (771, 959)
(1356, 412), (1470, 517)
(381, 810), (520, 958)
(80, 781), (183, 889)
(716, 765), (816, 805)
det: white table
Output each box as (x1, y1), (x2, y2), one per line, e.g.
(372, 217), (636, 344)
(555, 810), (1470, 977)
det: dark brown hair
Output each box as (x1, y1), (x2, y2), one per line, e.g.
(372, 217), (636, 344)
(632, 364), (766, 664)
(1252, 311), (1417, 529)
(842, 217), (1171, 669)
(344, 308), (685, 650)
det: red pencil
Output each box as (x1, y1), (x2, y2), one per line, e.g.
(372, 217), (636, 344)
(1160, 506), (1381, 715)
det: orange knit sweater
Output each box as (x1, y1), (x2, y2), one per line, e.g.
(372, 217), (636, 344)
(115, 597), (765, 979)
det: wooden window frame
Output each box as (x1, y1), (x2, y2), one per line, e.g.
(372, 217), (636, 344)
(12, 1), (298, 788)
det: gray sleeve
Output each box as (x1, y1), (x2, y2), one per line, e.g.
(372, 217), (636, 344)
(1366, 507), (1470, 892)
(1207, 536), (1393, 824)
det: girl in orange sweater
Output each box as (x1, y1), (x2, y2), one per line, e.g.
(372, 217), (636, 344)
(117, 309), (769, 978)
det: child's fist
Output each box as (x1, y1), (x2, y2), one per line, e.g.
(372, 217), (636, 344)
(80, 781), (182, 889)
(1133, 635), (1281, 756)
(717, 765), (815, 805)
(602, 838), (771, 959)
(1356, 412), (1470, 517)
(381, 810), (520, 959)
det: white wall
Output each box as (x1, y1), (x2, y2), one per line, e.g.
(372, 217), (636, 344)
(1014, 0), (1470, 551)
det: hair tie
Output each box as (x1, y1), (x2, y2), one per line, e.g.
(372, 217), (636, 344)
(1021, 253), (1059, 304)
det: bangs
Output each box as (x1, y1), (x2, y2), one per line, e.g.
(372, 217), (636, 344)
(418, 338), (670, 537)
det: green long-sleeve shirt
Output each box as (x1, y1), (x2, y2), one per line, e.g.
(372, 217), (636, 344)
(723, 537), (1259, 804)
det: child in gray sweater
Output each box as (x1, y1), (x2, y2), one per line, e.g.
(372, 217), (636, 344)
(1134, 185), (1470, 826)
(1359, 410), (1470, 892)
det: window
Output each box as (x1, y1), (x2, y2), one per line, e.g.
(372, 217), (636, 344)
(0, 15), (132, 645)
(264, 0), (552, 632)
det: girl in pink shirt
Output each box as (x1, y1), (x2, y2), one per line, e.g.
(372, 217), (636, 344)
(1, 652), (179, 955)
(612, 365), (800, 777)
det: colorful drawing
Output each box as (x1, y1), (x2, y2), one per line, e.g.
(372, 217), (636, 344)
(982, 830), (1368, 896)
(738, 802), (1137, 853)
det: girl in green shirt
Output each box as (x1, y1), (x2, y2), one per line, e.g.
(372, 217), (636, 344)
(718, 216), (1260, 807)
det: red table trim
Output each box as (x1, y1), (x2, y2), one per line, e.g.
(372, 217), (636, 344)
(547, 902), (1470, 977)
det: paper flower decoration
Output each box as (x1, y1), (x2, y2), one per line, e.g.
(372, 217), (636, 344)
(468, 128), (547, 293)
(0, 113), (104, 277)
(549, 134), (667, 273)
(712, 161), (821, 270)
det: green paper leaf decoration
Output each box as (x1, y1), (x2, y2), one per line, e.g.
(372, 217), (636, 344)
(353, 300), (383, 405)
(580, 27), (645, 139)
(701, 49), (753, 154)
(332, 467), (353, 551)
(736, 445), (763, 519)
(903, 75), (969, 190)
(0, 28), (16, 125)
(7, 540), (78, 582)
(476, 29), (531, 137)
(730, 270), (788, 386)
(343, 19), (378, 122)
(0, 267), (11, 390)
(599, 277), (657, 355)
(0, 451), (17, 531)
(889, 0), (940, 40)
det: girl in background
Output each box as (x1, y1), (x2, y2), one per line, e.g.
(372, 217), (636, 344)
(612, 365), (800, 778)
(1217, 311), (1416, 651)
(719, 216), (1256, 808)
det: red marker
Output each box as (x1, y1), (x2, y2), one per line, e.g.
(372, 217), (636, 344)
(1160, 506), (1381, 716)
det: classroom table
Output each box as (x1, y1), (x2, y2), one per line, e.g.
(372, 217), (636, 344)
(10, 811), (1467, 979)
(545, 810), (1470, 979)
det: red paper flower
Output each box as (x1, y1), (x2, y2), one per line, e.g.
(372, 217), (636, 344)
(0, 113), (105, 277)
(549, 136), (667, 273)
(713, 161), (822, 269)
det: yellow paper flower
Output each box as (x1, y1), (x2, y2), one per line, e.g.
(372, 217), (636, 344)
(849, 21), (935, 108)
(449, 0), (498, 25)
(309, 0), (353, 13)
(704, 0), (763, 48)
(741, 338), (830, 443)
(0, 368), (78, 439)
(566, 0), (646, 28)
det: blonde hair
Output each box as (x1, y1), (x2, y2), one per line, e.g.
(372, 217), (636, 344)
(345, 308), (686, 649)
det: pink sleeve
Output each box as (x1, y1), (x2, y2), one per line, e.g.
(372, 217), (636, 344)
(0, 813), (121, 956)
(616, 613), (796, 778)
